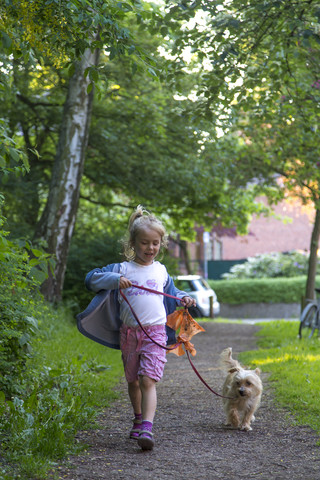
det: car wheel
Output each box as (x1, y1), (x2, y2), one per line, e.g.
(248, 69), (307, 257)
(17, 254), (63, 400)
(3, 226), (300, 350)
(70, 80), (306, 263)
(188, 306), (204, 318)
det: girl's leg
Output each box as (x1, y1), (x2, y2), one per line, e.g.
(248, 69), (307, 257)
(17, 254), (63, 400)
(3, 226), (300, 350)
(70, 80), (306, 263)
(128, 380), (142, 439)
(120, 326), (142, 438)
(128, 379), (141, 415)
(139, 375), (157, 422)
(138, 375), (157, 450)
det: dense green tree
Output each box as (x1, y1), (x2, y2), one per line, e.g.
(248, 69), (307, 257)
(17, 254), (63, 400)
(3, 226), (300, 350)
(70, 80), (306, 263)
(1, 2), (271, 301)
(4, 0), (319, 301)
(1, 0), (159, 301)
(152, 0), (320, 299)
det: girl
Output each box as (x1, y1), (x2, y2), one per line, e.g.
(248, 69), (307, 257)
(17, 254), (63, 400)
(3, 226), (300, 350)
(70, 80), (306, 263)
(80, 206), (196, 451)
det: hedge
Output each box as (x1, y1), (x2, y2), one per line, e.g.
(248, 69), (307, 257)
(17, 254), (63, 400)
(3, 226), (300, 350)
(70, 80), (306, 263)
(207, 276), (320, 305)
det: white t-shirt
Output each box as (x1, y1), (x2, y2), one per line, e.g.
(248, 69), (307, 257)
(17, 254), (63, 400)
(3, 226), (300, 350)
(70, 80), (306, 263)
(119, 261), (168, 327)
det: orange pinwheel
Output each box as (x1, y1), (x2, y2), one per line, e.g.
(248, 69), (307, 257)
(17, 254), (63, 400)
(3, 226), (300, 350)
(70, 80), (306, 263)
(166, 309), (205, 357)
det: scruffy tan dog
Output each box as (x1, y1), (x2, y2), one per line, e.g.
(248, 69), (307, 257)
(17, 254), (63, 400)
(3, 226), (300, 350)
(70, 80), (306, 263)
(220, 347), (263, 431)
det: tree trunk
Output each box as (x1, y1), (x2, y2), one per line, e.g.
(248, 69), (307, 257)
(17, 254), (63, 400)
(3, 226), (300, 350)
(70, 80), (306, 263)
(305, 207), (320, 302)
(169, 236), (193, 274)
(35, 46), (100, 302)
(181, 239), (193, 274)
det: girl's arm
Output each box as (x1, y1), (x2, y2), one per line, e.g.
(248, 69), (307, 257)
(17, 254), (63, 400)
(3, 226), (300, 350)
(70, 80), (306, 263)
(85, 264), (121, 292)
(180, 296), (196, 308)
(166, 276), (196, 307)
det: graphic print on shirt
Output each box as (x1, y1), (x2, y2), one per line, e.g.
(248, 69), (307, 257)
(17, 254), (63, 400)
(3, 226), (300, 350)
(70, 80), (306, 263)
(127, 279), (159, 296)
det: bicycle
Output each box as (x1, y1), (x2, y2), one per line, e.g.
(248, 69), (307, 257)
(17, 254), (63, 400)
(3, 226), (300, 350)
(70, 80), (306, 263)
(299, 288), (320, 339)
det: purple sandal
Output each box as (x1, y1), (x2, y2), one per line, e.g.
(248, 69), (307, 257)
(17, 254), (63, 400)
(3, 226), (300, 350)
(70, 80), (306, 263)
(129, 418), (142, 440)
(137, 430), (154, 450)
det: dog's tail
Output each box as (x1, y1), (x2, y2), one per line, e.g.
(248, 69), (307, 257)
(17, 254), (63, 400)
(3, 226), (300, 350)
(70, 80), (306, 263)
(219, 347), (241, 372)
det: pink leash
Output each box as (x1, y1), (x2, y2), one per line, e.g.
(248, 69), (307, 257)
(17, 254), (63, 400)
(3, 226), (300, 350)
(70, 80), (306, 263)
(120, 284), (231, 399)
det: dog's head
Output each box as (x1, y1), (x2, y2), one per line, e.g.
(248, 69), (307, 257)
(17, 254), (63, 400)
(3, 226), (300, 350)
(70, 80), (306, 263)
(229, 367), (262, 398)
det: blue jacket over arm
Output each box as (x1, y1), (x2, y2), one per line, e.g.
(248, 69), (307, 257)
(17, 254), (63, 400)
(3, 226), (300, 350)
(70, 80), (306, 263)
(76, 263), (188, 349)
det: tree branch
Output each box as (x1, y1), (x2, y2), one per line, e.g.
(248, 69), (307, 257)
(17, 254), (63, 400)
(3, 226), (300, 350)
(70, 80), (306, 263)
(16, 93), (61, 108)
(79, 195), (135, 210)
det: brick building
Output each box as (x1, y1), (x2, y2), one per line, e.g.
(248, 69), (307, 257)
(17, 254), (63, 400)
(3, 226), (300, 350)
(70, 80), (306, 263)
(170, 197), (316, 277)
(221, 198), (314, 260)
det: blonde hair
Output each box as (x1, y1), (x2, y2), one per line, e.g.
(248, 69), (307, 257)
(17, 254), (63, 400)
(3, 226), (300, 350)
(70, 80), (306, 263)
(123, 205), (168, 261)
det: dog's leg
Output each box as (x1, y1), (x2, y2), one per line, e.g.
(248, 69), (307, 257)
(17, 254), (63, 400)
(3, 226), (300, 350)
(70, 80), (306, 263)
(240, 409), (255, 431)
(227, 408), (240, 428)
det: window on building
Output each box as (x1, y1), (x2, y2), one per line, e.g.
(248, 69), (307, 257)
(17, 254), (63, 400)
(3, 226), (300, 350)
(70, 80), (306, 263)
(213, 234), (223, 260)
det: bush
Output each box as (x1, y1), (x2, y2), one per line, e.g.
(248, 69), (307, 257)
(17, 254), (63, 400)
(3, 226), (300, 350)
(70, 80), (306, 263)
(222, 251), (312, 279)
(0, 305), (123, 479)
(0, 301), (107, 479)
(0, 198), (54, 397)
(0, 359), (95, 478)
(208, 276), (313, 304)
(0, 211), (97, 478)
(0, 234), (40, 396)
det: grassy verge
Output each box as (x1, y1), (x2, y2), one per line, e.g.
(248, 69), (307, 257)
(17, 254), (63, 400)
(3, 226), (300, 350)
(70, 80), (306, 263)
(0, 309), (123, 480)
(34, 312), (123, 409)
(238, 320), (320, 437)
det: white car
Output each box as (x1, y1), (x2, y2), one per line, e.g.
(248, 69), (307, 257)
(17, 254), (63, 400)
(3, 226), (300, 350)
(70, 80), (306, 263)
(174, 275), (220, 318)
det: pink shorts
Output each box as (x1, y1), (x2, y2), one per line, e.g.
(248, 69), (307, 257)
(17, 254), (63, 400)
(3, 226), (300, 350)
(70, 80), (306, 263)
(120, 324), (167, 383)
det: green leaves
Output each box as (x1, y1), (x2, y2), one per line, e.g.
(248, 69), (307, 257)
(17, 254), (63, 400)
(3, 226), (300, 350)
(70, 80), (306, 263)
(0, 363), (95, 477)
(0, 207), (55, 395)
(0, 0), (150, 73)
(1, 31), (12, 49)
(0, 119), (30, 176)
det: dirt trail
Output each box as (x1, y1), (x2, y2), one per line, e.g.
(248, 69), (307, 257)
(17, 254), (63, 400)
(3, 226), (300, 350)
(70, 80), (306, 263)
(50, 322), (320, 480)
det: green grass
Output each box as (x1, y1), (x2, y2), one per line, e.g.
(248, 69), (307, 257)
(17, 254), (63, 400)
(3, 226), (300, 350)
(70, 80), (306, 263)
(34, 313), (123, 408)
(238, 320), (320, 436)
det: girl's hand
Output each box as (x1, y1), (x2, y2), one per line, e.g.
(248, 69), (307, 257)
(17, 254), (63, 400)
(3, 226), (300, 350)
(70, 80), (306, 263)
(119, 276), (132, 289)
(181, 296), (196, 308)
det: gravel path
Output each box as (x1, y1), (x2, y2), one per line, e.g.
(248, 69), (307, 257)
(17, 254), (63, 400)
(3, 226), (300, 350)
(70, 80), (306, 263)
(50, 322), (320, 480)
